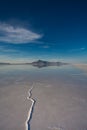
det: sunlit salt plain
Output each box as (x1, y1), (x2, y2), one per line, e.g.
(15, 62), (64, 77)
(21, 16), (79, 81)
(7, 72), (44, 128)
(0, 65), (87, 130)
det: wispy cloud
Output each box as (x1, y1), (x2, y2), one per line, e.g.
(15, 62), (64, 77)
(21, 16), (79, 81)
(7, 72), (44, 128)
(41, 45), (50, 48)
(0, 45), (18, 53)
(69, 47), (85, 52)
(0, 54), (37, 63)
(0, 22), (42, 44)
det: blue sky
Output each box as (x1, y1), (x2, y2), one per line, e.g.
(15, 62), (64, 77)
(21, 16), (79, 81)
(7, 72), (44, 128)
(0, 0), (87, 63)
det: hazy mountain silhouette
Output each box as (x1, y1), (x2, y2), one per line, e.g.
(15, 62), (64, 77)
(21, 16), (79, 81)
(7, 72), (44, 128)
(0, 60), (68, 68)
(30, 60), (68, 68)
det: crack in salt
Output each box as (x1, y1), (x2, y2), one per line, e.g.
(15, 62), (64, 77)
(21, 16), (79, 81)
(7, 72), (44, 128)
(25, 84), (36, 130)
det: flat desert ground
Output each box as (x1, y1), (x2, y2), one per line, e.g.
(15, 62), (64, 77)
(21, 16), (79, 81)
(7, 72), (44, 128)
(0, 65), (87, 130)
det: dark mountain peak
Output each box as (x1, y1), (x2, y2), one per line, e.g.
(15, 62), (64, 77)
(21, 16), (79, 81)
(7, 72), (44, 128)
(31, 60), (68, 68)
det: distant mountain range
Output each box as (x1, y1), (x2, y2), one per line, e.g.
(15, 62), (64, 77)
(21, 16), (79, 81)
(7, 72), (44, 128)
(0, 63), (11, 65)
(0, 60), (68, 68)
(29, 60), (68, 68)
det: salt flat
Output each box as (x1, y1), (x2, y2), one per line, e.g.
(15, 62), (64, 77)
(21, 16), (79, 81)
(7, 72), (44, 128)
(73, 64), (87, 72)
(0, 65), (87, 130)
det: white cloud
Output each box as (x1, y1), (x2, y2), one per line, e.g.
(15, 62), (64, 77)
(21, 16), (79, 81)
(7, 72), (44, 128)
(0, 22), (42, 44)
